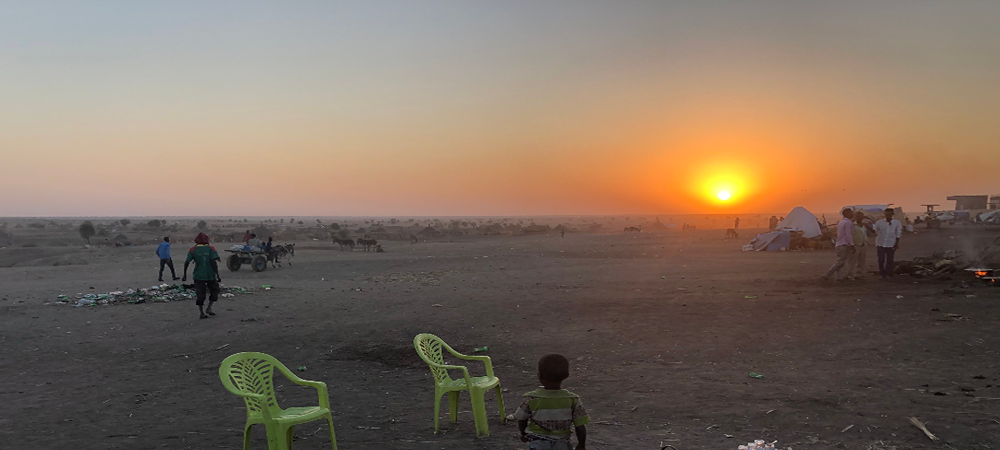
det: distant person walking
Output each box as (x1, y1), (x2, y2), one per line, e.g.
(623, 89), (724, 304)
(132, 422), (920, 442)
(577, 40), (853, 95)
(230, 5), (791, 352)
(734, 217), (740, 229)
(182, 232), (222, 319)
(155, 237), (180, 282)
(847, 213), (869, 280)
(561, 229), (566, 238)
(821, 208), (855, 282)
(768, 216), (778, 231)
(874, 208), (903, 280)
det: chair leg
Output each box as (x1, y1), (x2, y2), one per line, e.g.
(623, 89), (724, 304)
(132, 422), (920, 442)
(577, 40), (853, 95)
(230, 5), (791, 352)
(448, 391), (460, 423)
(326, 415), (338, 450)
(470, 388), (489, 437)
(243, 424), (253, 450)
(266, 424), (286, 450)
(433, 390), (442, 433)
(495, 385), (506, 423)
(286, 425), (294, 450)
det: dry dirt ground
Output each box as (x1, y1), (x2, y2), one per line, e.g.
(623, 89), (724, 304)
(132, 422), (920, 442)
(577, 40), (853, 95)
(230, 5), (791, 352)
(2, 227), (999, 450)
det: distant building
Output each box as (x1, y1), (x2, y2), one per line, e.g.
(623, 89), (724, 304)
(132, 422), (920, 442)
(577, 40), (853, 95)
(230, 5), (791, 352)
(947, 195), (989, 210)
(990, 195), (1000, 210)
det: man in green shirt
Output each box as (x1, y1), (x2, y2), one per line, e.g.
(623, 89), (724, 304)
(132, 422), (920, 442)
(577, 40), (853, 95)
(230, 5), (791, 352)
(182, 232), (222, 319)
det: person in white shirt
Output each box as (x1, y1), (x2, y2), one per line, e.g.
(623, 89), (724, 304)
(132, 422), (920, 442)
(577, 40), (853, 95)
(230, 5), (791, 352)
(873, 208), (903, 280)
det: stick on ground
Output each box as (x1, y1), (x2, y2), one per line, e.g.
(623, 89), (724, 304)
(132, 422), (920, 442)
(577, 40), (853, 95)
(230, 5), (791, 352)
(908, 416), (940, 442)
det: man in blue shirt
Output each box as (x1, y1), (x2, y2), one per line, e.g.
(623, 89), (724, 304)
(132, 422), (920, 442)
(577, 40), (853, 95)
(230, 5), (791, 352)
(156, 237), (180, 282)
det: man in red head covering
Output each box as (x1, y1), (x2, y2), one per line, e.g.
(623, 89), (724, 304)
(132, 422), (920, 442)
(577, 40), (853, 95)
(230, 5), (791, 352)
(183, 232), (222, 319)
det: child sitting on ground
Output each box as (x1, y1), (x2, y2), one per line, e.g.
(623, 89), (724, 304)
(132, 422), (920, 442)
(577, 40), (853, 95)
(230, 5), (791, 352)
(514, 354), (590, 450)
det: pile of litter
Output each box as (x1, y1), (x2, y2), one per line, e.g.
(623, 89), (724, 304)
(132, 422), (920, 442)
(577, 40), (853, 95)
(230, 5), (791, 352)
(56, 284), (258, 307)
(894, 250), (969, 278)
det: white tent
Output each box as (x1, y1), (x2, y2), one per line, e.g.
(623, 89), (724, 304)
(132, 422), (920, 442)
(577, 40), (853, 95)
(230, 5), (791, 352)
(843, 204), (909, 225)
(775, 206), (823, 239)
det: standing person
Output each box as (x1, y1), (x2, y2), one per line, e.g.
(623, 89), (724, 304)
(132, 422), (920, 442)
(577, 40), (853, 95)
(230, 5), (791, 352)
(768, 216), (778, 231)
(734, 217), (740, 229)
(515, 354), (590, 450)
(847, 212), (869, 280)
(155, 237), (180, 282)
(182, 232), (222, 319)
(874, 208), (903, 280)
(264, 236), (273, 253)
(821, 208), (855, 282)
(560, 229), (566, 238)
(243, 230), (251, 243)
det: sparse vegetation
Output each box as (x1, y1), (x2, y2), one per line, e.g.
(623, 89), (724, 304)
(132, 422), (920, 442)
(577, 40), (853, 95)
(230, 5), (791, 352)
(28, 223), (46, 229)
(147, 219), (162, 228)
(197, 220), (208, 230)
(119, 219), (131, 227)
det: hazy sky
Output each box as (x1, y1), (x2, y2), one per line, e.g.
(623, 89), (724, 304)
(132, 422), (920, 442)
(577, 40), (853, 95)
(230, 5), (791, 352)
(2, 1), (999, 216)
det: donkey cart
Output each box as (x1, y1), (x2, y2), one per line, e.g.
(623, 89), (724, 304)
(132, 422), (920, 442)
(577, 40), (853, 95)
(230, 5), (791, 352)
(224, 248), (269, 272)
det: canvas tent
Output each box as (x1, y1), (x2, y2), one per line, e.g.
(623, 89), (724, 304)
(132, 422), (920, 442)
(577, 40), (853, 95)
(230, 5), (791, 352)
(842, 204), (909, 225)
(775, 206), (822, 239)
(743, 230), (791, 252)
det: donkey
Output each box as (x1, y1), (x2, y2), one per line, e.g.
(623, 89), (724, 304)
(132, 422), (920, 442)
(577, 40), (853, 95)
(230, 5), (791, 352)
(357, 238), (378, 251)
(332, 237), (355, 251)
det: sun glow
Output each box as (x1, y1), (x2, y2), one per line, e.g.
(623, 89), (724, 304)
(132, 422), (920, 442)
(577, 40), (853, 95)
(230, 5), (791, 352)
(717, 190), (731, 201)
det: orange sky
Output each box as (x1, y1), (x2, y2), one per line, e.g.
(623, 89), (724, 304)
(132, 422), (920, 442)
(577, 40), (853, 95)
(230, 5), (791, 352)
(1, 2), (999, 216)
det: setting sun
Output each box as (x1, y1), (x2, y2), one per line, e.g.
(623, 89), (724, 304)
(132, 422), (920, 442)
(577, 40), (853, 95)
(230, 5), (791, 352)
(717, 191), (731, 201)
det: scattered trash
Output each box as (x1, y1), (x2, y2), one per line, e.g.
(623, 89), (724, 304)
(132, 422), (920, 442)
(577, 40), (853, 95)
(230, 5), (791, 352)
(60, 284), (257, 307)
(297, 366), (307, 372)
(241, 318), (260, 322)
(261, 285), (272, 291)
(474, 346), (489, 353)
(430, 304), (443, 307)
(748, 372), (766, 379)
(744, 295), (758, 299)
(215, 344), (230, 351)
(841, 424), (854, 433)
(896, 295), (904, 299)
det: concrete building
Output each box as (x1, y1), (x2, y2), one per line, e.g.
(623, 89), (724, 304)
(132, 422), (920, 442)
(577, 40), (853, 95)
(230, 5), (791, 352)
(947, 195), (989, 210)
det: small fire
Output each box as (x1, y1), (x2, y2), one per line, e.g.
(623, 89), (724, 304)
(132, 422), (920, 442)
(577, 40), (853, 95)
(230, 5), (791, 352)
(975, 270), (989, 277)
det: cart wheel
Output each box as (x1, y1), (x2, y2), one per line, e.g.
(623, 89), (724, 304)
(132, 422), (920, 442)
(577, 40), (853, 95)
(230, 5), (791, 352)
(227, 254), (241, 272)
(252, 255), (267, 272)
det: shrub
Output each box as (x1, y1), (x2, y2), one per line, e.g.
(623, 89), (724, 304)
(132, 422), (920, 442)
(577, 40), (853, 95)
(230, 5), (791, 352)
(119, 219), (131, 227)
(197, 220), (208, 230)
(147, 219), (162, 228)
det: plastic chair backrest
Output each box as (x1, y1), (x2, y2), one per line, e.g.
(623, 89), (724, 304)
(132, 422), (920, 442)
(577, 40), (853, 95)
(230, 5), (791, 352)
(414, 334), (451, 384)
(219, 352), (283, 417)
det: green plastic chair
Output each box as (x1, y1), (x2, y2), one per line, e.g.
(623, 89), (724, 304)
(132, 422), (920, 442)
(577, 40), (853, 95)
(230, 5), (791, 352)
(219, 352), (338, 450)
(413, 333), (505, 437)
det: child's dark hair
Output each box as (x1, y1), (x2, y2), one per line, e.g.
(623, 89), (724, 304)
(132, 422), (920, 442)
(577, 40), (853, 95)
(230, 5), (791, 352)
(538, 354), (570, 383)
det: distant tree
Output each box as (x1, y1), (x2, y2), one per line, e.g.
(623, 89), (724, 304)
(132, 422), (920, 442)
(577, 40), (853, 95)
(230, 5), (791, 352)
(329, 223), (341, 230)
(197, 220), (208, 230)
(336, 229), (351, 239)
(390, 218), (398, 224)
(297, 221), (304, 225)
(316, 219), (322, 224)
(243, 219), (248, 222)
(119, 219), (131, 227)
(78, 221), (95, 244)
(280, 219), (284, 223)
(147, 219), (162, 228)
(290, 218), (294, 223)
